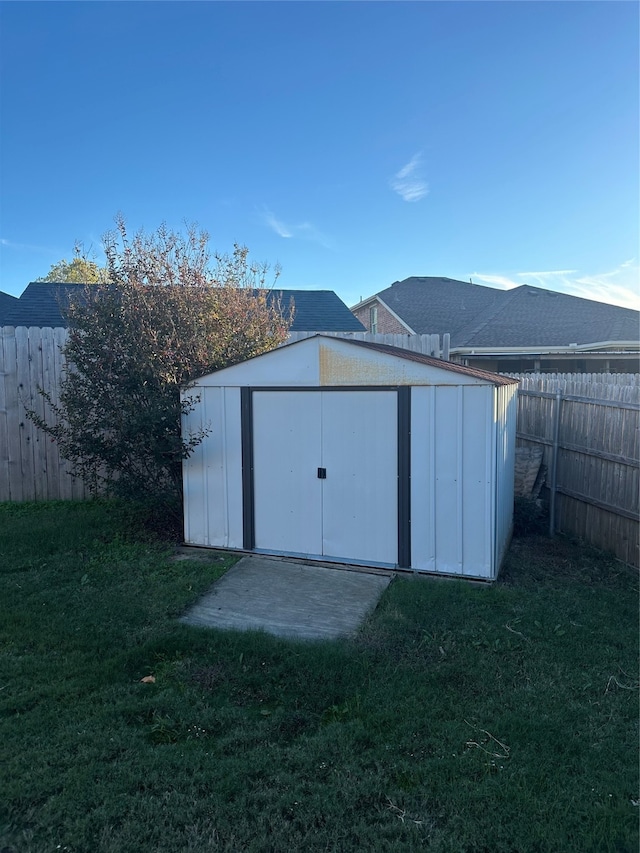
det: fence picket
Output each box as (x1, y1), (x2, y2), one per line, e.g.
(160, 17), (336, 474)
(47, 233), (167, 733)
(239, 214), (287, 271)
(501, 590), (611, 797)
(0, 326), (89, 501)
(514, 373), (639, 567)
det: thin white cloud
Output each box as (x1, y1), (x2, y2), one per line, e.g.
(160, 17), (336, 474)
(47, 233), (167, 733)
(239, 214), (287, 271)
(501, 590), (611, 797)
(261, 209), (292, 239)
(260, 207), (333, 249)
(517, 270), (578, 280)
(0, 237), (55, 253)
(472, 262), (640, 310)
(390, 153), (429, 202)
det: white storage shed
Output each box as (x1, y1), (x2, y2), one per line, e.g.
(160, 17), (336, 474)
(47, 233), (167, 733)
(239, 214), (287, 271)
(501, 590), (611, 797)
(181, 336), (519, 580)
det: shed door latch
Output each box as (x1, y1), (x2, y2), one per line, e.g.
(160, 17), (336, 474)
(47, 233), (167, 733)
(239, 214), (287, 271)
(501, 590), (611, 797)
(317, 467), (327, 479)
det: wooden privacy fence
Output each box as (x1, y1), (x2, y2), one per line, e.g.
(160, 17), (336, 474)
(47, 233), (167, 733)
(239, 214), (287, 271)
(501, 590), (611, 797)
(0, 326), (88, 501)
(513, 373), (640, 567)
(287, 330), (450, 359)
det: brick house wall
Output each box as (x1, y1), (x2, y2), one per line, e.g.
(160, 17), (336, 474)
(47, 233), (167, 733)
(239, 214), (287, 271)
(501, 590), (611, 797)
(352, 301), (409, 334)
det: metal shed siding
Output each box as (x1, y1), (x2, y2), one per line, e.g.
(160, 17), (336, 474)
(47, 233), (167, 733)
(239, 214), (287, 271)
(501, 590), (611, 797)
(461, 385), (495, 577)
(410, 385), (495, 578)
(320, 390), (398, 565)
(252, 390), (324, 555)
(182, 386), (243, 549)
(318, 339), (490, 387)
(190, 347), (321, 388)
(182, 336), (517, 579)
(494, 383), (518, 571)
(251, 389), (399, 566)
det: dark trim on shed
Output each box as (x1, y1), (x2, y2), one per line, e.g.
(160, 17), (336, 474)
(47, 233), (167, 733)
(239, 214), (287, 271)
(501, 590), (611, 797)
(240, 387), (255, 550)
(397, 386), (411, 568)
(251, 385), (401, 392)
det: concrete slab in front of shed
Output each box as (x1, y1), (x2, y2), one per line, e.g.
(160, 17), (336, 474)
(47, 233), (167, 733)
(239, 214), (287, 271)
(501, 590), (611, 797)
(180, 555), (392, 640)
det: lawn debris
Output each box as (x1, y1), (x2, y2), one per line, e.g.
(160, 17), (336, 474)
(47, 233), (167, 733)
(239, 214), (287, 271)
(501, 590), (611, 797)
(504, 619), (530, 641)
(140, 675), (156, 684)
(464, 720), (511, 759)
(604, 673), (639, 694)
(385, 798), (424, 827)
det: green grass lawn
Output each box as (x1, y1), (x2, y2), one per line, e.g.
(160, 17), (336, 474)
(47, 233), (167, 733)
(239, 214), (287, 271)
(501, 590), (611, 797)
(1, 501), (637, 853)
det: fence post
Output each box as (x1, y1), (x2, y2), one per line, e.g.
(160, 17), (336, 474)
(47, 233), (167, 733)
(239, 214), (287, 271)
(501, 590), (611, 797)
(442, 333), (450, 361)
(549, 391), (563, 536)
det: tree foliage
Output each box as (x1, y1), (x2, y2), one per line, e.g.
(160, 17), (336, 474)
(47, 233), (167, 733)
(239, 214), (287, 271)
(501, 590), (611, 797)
(37, 245), (109, 283)
(31, 218), (292, 518)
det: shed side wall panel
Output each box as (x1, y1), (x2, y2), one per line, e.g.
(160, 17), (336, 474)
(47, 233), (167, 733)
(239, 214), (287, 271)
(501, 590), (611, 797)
(202, 388), (226, 546)
(182, 387), (243, 548)
(221, 387), (244, 549)
(412, 385), (495, 577)
(182, 388), (208, 546)
(410, 387), (437, 571)
(494, 384), (517, 574)
(461, 385), (494, 577)
(434, 386), (464, 574)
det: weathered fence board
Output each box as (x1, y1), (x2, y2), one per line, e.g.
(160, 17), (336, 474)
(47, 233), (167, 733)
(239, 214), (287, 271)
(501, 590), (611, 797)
(513, 373), (639, 567)
(0, 326), (88, 502)
(287, 330), (447, 357)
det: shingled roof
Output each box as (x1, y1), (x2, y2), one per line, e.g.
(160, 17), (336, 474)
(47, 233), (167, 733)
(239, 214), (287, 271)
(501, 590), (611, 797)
(375, 277), (503, 337)
(272, 289), (365, 332)
(3, 282), (77, 328)
(366, 276), (639, 347)
(4, 282), (365, 333)
(452, 284), (639, 348)
(0, 290), (19, 325)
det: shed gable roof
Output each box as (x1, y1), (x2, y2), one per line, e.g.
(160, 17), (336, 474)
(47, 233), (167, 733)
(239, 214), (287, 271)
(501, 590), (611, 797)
(342, 338), (517, 384)
(188, 334), (518, 388)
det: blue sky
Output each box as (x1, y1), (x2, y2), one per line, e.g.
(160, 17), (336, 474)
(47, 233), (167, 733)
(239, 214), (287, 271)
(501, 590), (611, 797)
(1, 1), (638, 310)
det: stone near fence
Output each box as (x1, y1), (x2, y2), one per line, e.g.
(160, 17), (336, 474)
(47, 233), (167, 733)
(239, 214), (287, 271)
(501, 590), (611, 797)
(514, 446), (544, 498)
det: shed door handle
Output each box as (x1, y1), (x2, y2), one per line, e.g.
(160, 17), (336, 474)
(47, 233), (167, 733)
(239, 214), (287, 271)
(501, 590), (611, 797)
(317, 467), (326, 479)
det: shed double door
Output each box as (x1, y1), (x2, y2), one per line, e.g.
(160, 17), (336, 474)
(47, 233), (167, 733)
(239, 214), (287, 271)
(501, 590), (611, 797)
(252, 390), (398, 566)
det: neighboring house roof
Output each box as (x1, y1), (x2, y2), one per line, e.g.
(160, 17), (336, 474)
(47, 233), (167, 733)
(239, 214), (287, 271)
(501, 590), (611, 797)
(4, 282), (76, 328)
(0, 290), (19, 325)
(4, 282), (365, 332)
(353, 276), (639, 349)
(452, 285), (639, 348)
(273, 289), (365, 332)
(364, 277), (504, 337)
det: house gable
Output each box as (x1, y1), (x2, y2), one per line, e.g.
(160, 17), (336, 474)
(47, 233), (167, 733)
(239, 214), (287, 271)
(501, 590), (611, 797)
(351, 296), (414, 334)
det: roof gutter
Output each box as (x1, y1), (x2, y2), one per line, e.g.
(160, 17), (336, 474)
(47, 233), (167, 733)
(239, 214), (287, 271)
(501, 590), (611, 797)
(451, 340), (640, 356)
